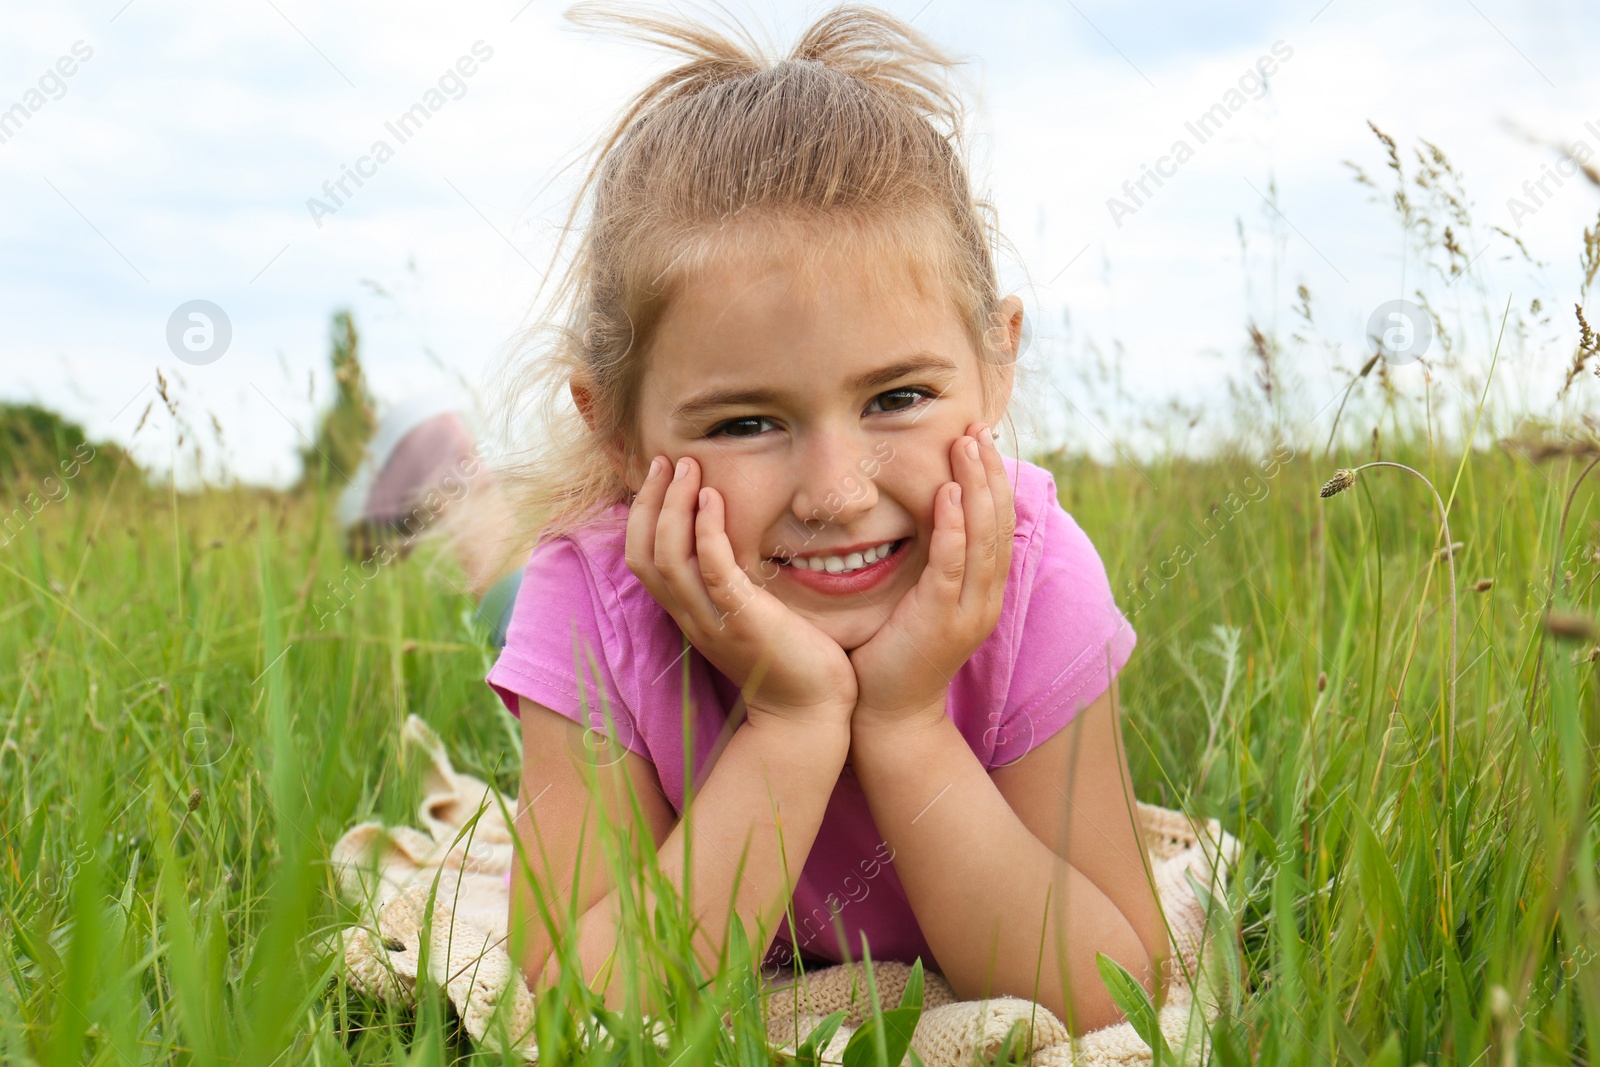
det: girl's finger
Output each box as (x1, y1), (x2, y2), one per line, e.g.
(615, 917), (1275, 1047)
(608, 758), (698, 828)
(625, 455), (698, 627)
(978, 425), (1017, 617)
(651, 456), (698, 571)
(694, 486), (758, 627)
(625, 455), (669, 577)
(954, 433), (998, 614)
(923, 481), (966, 604)
(653, 456), (720, 622)
(978, 425), (1017, 548)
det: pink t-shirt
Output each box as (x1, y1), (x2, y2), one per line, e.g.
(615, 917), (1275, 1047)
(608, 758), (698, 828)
(486, 455), (1137, 974)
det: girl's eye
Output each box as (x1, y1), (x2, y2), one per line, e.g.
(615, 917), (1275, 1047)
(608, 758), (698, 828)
(868, 388), (934, 414)
(707, 416), (776, 438)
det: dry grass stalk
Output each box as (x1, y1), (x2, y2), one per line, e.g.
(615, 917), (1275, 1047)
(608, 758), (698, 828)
(1319, 458), (1459, 908)
(1544, 610), (1598, 642)
(1559, 302), (1600, 398)
(1583, 210), (1599, 294)
(1248, 320), (1275, 404)
(1321, 351), (1382, 459)
(1501, 433), (1600, 463)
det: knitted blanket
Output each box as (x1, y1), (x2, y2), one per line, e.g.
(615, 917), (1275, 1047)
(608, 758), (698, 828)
(327, 715), (1241, 1065)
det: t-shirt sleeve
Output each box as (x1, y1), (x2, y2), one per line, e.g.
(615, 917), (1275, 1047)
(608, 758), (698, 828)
(991, 501), (1137, 765)
(485, 538), (649, 761)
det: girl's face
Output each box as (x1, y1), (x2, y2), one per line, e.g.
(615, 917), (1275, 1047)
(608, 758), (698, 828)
(621, 243), (1019, 651)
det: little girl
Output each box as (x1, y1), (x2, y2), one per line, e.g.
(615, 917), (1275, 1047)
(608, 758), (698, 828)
(484, 1), (1169, 1035)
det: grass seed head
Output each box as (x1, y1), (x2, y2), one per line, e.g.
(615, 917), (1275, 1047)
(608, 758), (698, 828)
(1320, 468), (1357, 498)
(1544, 610), (1598, 642)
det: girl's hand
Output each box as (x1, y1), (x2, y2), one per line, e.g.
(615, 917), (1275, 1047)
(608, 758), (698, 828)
(848, 423), (1015, 733)
(626, 454), (859, 731)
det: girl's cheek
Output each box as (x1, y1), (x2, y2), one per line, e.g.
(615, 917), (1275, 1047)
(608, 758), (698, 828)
(714, 494), (764, 562)
(894, 463), (949, 523)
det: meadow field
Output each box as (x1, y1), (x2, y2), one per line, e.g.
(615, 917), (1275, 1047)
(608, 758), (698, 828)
(5, 134), (1600, 1064)
(5, 405), (1599, 1065)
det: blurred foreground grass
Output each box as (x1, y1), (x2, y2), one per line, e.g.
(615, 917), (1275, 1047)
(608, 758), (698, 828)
(2, 422), (1597, 1065)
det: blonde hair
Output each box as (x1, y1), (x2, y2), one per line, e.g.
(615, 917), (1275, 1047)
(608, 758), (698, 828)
(490, 1), (1023, 553)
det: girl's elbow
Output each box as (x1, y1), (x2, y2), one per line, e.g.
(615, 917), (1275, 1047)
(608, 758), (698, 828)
(525, 945), (598, 1006)
(1063, 986), (1134, 1037)
(1110, 911), (1164, 1001)
(524, 948), (558, 996)
(1065, 958), (1158, 1036)
(1118, 879), (1172, 983)
(1064, 924), (1162, 1034)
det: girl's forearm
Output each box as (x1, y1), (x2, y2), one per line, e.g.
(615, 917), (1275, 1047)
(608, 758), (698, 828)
(532, 716), (851, 1012)
(849, 708), (1156, 1034)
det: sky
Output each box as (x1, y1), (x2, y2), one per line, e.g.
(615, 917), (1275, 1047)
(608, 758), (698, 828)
(3, 0), (1599, 488)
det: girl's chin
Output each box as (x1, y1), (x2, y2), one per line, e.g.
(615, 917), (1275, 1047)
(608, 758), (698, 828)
(811, 611), (890, 652)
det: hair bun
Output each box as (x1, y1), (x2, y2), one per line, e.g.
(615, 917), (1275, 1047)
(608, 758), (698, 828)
(787, 4), (967, 136)
(563, 1), (967, 140)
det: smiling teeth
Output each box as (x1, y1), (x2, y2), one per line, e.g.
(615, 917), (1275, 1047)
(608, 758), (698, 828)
(784, 540), (898, 574)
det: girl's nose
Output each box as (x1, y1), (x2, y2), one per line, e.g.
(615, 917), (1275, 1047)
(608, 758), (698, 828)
(790, 433), (879, 527)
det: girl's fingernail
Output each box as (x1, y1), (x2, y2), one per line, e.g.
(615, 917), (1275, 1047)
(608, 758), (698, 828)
(951, 483), (962, 505)
(979, 426), (994, 448)
(675, 457), (690, 480)
(965, 438), (980, 461)
(698, 488), (709, 508)
(647, 456), (662, 480)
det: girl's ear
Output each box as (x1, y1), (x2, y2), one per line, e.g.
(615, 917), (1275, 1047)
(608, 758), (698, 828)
(569, 377), (641, 489)
(569, 375), (600, 432)
(984, 295), (1023, 423)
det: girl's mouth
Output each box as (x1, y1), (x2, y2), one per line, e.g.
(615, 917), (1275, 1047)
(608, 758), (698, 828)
(769, 538), (909, 594)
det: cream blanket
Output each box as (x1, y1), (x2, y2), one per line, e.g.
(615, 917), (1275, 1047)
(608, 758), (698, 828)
(328, 715), (1241, 1065)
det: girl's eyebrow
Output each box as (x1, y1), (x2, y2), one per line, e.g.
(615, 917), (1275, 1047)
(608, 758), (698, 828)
(851, 352), (959, 390)
(672, 352), (959, 419)
(672, 387), (778, 420)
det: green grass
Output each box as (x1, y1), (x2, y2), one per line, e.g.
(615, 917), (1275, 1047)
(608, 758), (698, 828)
(4, 406), (1599, 1064)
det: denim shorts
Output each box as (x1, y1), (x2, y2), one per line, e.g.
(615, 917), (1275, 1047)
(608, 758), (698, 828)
(473, 569), (523, 651)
